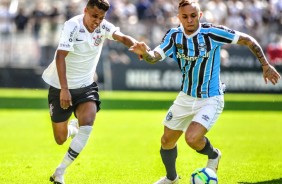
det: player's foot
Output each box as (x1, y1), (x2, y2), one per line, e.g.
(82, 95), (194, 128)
(68, 119), (79, 138)
(206, 148), (221, 173)
(153, 175), (180, 184)
(50, 169), (65, 184)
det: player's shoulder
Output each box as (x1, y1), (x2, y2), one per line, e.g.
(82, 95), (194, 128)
(98, 19), (116, 33)
(63, 14), (82, 31)
(163, 26), (182, 37)
(201, 22), (235, 34)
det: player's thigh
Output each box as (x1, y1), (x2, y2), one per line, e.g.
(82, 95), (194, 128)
(51, 120), (69, 144)
(163, 92), (194, 132)
(192, 95), (224, 131)
(75, 101), (97, 126)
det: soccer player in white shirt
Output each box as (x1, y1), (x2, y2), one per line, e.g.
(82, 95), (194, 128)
(42, 0), (139, 183)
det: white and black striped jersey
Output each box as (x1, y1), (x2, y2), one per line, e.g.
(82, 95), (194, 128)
(155, 23), (240, 98)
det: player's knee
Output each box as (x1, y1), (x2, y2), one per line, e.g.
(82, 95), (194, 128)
(185, 134), (199, 149)
(161, 136), (175, 149)
(54, 136), (67, 145)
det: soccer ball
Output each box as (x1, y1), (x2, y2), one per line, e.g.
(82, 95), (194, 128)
(190, 167), (218, 184)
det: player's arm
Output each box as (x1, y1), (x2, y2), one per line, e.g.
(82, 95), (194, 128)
(56, 50), (72, 109)
(129, 42), (162, 64)
(236, 32), (281, 85)
(112, 30), (138, 48)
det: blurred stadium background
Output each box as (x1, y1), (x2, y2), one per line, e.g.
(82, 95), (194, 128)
(0, 0), (281, 93)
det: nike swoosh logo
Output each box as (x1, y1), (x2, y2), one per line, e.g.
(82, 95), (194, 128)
(76, 38), (83, 41)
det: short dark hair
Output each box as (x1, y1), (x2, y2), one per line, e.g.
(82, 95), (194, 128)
(86, 0), (110, 11)
(178, 0), (197, 8)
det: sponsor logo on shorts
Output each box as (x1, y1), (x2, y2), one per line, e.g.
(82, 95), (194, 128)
(166, 111), (173, 121)
(202, 114), (210, 121)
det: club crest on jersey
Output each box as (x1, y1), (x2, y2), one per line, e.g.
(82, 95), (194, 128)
(176, 44), (184, 49)
(198, 43), (207, 52)
(166, 111), (173, 121)
(93, 35), (103, 46)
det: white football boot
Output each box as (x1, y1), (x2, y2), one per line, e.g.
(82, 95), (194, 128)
(153, 175), (180, 184)
(50, 169), (65, 184)
(206, 148), (222, 173)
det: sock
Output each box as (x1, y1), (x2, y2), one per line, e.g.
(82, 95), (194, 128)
(197, 137), (218, 159)
(160, 146), (178, 181)
(67, 124), (78, 138)
(55, 126), (93, 174)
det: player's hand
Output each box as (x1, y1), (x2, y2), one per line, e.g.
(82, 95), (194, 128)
(129, 42), (150, 57)
(262, 64), (281, 85)
(60, 88), (73, 109)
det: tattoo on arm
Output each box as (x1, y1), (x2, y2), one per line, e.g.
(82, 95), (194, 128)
(238, 35), (268, 66)
(143, 51), (162, 64)
(250, 42), (268, 65)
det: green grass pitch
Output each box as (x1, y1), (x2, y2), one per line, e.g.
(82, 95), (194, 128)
(0, 89), (281, 184)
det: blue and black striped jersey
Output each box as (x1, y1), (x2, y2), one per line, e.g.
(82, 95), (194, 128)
(155, 23), (240, 98)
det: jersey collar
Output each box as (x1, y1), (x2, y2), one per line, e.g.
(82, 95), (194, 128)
(179, 23), (201, 38)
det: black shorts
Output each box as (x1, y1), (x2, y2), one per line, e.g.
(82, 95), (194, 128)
(48, 82), (101, 123)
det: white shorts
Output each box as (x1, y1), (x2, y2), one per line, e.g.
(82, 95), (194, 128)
(163, 91), (224, 132)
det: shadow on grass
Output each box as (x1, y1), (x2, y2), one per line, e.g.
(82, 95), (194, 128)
(0, 97), (282, 111)
(238, 178), (282, 184)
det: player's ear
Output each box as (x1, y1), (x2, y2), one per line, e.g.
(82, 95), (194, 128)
(199, 11), (203, 19)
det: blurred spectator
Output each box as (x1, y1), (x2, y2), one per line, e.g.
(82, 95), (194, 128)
(39, 5), (61, 67)
(204, 0), (228, 24)
(0, 0), (14, 65)
(14, 7), (29, 33)
(0, 1), (13, 35)
(0, 0), (281, 68)
(136, 0), (154, 20)
(31, 3), (46, 40)
(266, 37), (282, 65)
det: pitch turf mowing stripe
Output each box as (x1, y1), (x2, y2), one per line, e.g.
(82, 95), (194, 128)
(0, 97), (281, 111)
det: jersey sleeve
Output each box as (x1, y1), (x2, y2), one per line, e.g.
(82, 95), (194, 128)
(209, 25), (239, 45)
(101, 20), (120, 40)
(57, 20), (79, 52)
(154, 29), (176, 61)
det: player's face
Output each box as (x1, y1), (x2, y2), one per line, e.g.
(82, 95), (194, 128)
(178, 4), (202, 35)
(83, 6), (106, 32)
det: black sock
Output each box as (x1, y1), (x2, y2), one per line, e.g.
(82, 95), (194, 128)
(197, 137), (218, 159)
(160, 146), (177, 181)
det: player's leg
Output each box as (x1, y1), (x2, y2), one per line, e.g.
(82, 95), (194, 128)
(51, 102), (97, 184)
(48, 85), (76, 145)
(155, 127), (182, 184)
(52, 121), (69, 145)
(51, 82), (100, 184)
(185, 95), (224, 173)
(155, 92), (192, 184)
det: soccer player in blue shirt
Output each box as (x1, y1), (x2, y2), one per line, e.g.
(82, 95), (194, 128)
(129, 1), (281, 183)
